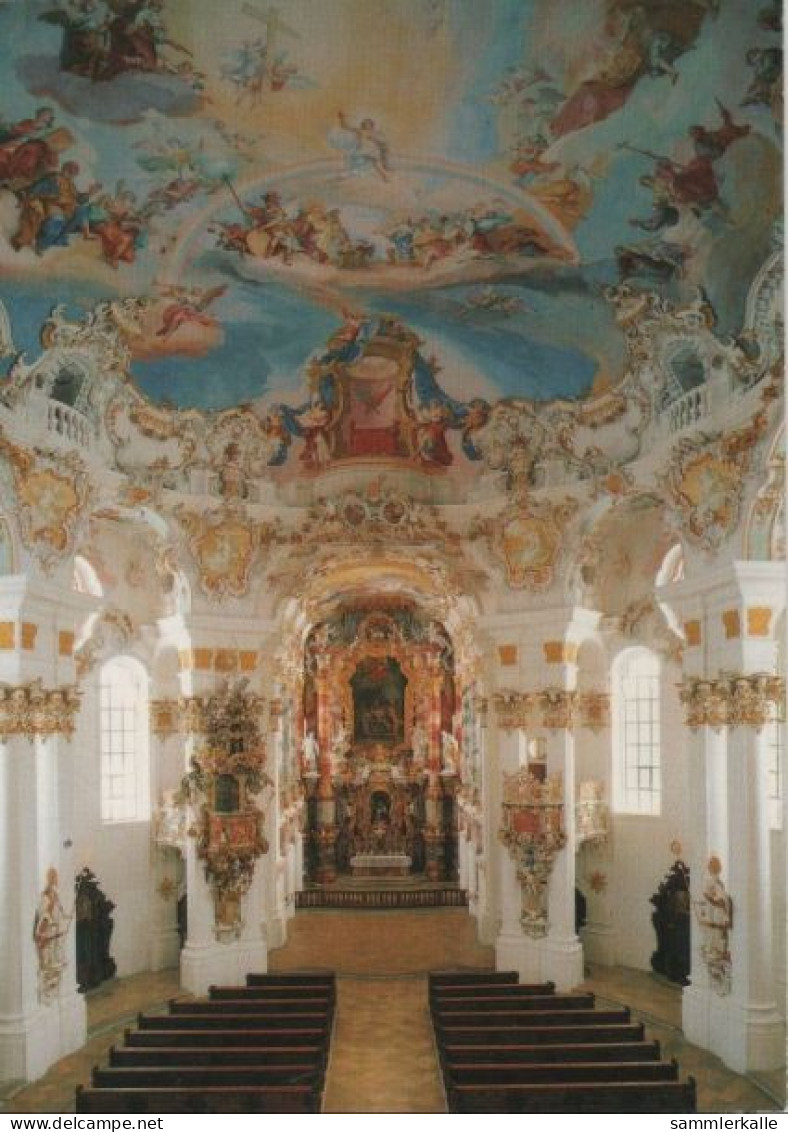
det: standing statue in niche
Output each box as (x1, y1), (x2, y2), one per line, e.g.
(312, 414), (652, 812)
(34, 867), (71, 1004)
(411, 720), (428, 767)
(330, 719), (350, 772)
(302, 729), (319, 773)
(441, 729), (459, 775)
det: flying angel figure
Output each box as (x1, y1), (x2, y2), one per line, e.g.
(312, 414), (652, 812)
(154, 282), (227, 339)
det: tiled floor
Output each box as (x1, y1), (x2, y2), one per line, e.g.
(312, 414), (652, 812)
(1, 910), (784, 1114)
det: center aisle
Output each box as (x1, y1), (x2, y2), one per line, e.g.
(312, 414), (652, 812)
(266, 908), (496, 1114)
(323, 977), (445, 1113)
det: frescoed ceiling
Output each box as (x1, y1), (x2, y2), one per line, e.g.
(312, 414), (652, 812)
(0, 0), (780, 457)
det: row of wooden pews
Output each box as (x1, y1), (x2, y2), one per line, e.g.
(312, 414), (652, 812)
(75, 972), (336, 1114)
(430, 971), (697, 1113)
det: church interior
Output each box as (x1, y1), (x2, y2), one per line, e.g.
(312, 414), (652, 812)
(0, 0), (784, 1115)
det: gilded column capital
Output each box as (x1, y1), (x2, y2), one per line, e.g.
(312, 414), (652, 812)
(680, 673), (784, 731)
(539, 688), (578, 731)
(152, 681), (267, 738)
(576, 692), (611, 732)
(492, 690), (538, 731)
(0, 680), (81, 738)
(493, 688), (609, 731)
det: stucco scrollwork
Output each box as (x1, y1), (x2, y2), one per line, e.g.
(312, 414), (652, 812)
(492, 690), (538, 731)
(680, 673), (784, 731)
(0, 433), (92, 572)
(472, 496), (579, 591)
(493, 689), (609, 732)
(178, 680), (271, 940)
(576, 692), (610, 732)
(175, 504), (279, 600)
(499, 769), (566, 937)
(0, 679), (81, 738)
(152, 687), (268, 739)
(661, 412), (769, 551)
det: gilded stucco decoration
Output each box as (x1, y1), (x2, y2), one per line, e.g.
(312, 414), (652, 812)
(680, 673), (784, 731)
(292, 487), (460, 552)
(473, 497), (579, 591)
(492, 690), (539, 732)
(576, 693), (611, 733)
(661, 412), (769, 551)
(604, 285), (766, 417)
(499, 768), (566, 937)
(617, 596), (684, 664)
(493, 689), (609, 732)
(0, 680), (81, 738)
(73, 608), (135, 676)
(178, 680), (271, 940)
(175, 504), (279, 600)
(0, 433), (91, 572)
(745, 448), (785, 561)
(152, 688), (268, 739)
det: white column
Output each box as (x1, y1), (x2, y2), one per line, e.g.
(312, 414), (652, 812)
(0, 733), (86, 1085)
(542, 725), (583, 990)
(683, 724), (722, 1051)
(723, 723), (784, 1071)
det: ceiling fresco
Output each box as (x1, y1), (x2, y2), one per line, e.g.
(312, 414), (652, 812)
(0, 0), (780, 477)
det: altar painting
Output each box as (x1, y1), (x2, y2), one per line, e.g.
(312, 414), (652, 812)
(350, 656), (406, 747)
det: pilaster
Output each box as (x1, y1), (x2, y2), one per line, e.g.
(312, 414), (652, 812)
(661, 561), (785, 1072)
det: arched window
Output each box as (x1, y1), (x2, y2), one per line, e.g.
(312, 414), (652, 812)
(613, 647), (661, 815)
(99, 657), (150, 823)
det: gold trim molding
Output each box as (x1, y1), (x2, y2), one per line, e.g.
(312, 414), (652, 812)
(493, 689), (610, 732)
(0, 680), (81, 738)
(680, 673), (784, 731)
(152, 688), (267, 739)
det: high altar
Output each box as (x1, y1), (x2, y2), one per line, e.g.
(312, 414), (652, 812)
(299, 607), (461, 884)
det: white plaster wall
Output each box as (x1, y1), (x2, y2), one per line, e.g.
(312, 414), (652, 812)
(605, 658), (691, 971)
(770, 826), (785, 1019)
(70, 669), (157, 979)
(91, 822), (153, 976)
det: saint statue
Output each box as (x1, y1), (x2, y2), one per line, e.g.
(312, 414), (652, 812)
(302, 729), (319, 773)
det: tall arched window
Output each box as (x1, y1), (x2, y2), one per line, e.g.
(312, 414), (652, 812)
(613, 647), (661, 815)
(99, 656), (150, 823)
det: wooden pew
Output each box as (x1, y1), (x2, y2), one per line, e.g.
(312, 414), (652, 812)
(92, 1065), (321, 1089)
(125, 1026), (328, 1050)
(433, 1007), (631, 1029)
(443, 1059), (679, 1086)
(447, 1077), (697, 1113)
(76, 1084), (319, 1114)
(430, 983), (557, 999)
(440, 1040), (661, 1065)
(247, 973), (336, 988)
(210, 984), (334, 1002)
(434, 1022), (646, 1046)
(138, 1011), (331, 1031)
(170, 997), (330, 1015)
(431, 993), (595, 1014)
(110, 1044), (326, 1069)
(429, 971), (520, 986)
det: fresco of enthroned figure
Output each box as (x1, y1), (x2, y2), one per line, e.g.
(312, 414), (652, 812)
(272, 311), (489, 472)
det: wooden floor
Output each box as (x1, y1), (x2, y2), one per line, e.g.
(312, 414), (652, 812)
(1, 910), (783, 1114)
